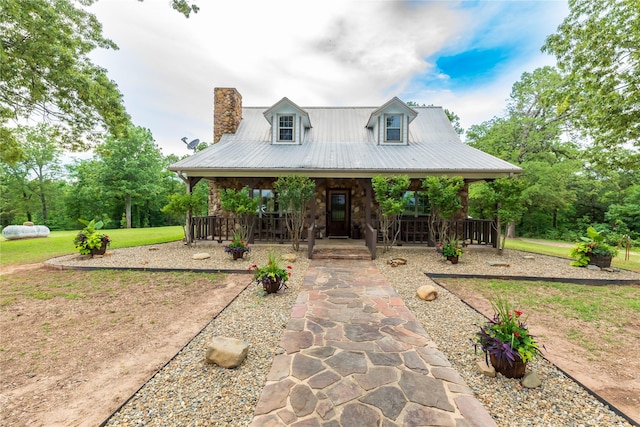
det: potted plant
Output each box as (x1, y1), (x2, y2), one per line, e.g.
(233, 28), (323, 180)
(248, 251), (292, 294)
(441, 240), (464, 264)
(474, 298), (544, 378)
(73, 219), (111, 256)
(570, 226), (618, 268)
(224, 231), (251, 260)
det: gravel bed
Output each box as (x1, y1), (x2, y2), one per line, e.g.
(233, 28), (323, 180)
(47, 243), (638, 426)
(374, 247), (637, 427)
(91, 244), (310, 427)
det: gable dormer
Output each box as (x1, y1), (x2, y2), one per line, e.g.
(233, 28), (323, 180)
(366, 97), (417, 145)
(263, 97), (311, 145)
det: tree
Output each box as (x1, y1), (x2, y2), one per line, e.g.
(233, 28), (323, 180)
(219, 187), (258, 242)
(422, 176), (464, 243)
(0, 124), (63, 225)
(274, 175), (315, 251)
(161, 193), (200, 245)
(542, 0), (640, 169)
(444, 109), (464, 136)
(470, 178), (527, 250)
(96, 126), (164, 228)
(0, 0), (131, 163)
(372, 175), (410, 253)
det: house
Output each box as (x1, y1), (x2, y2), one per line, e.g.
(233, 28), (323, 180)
(168, 88), (521, 255)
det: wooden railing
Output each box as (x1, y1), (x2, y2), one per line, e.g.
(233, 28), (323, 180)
(365, 223), (377, 260)
(307, 223), (315, 259)
(191, 216), (497, 250)
(390, 217), (497, 247)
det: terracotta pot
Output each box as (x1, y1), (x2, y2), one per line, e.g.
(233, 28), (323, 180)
(490, 353), (527, 378)
(589, 255), (612, 268)
(91, 241), (107, 256)
(447, 255), (459, 264)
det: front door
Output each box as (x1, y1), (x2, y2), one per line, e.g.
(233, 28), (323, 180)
(327, 190), (350, 237)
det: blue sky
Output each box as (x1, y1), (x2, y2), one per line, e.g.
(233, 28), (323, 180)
(87, 0), (569, 156)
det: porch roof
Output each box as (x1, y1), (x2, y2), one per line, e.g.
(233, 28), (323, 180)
(169, 106), (522, 179)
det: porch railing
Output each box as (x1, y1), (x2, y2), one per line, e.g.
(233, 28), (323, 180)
(190, 216), (497, 249)
(365, 223), (377, 260)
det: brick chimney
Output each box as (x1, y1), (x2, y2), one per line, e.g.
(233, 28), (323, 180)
(213, 88), (242, 143)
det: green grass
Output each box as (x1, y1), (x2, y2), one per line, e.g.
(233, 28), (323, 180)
(443, 277), (640, 356)
(505, 237), (640, 272)
(0, 226), (184, 267)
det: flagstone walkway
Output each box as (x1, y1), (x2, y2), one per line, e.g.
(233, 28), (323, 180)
(249, 259), (497, 427)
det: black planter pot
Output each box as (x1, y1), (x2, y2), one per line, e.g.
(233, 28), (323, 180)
(91, 241), (107, 256)
(589, 254), (612, 268)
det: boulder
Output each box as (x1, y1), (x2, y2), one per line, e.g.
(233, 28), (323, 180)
(192, 252), (211, 260)
(281, 253), (297, 263)
(206, 336), (249, 368)
(416, 285), (437, 301)
(521, 371), (541, 388)
(476, 359), (496, 377)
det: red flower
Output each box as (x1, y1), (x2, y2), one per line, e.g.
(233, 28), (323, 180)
(288, 272), (292, 277)
(514, 331), (521, 338)
(287, 265), (292, 269)
(514, 310), (523, 317)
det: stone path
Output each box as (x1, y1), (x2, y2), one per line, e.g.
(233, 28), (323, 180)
(249, 259), (497, 426)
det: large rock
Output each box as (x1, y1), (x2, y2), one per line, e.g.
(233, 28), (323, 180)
(477, 359), (496, 377)
(205, 336), (249, 368)
(192, 252), (211, 260)
(416, 285), (437, 301)
(521, 371), (542, 388)
(281, 253), (297, 263)
(2, 224), (50, 240)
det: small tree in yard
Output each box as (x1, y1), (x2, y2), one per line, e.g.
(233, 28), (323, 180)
(274, 175), (315, 251)
(219, 187), (258, 242)
(372, 175), (410, 253)
(422, 176), (464, 244)
(471, 177), (526, 250)
(161, 193), (200, 246)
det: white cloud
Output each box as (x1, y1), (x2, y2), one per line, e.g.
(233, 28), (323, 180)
(84, 0), (568, 156)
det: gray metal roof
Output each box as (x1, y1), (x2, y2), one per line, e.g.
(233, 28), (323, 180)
(169, 106), (522, 179)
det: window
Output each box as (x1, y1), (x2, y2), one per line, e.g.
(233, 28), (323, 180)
(253, 189), (276, 216)
(278, 115), (294, 142)
(385, 114), (402, 142)
(403, 191), (430, 216)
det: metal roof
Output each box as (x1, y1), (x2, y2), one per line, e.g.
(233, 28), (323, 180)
(169, 106), (522, 179)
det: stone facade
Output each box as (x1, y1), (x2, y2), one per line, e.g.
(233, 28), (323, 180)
(213, 88), (242, 144)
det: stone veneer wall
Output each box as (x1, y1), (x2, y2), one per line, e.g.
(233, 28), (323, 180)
(209, 88), (243, 214)
(206, 177), (469, 239)
(213, 87), (242, 144)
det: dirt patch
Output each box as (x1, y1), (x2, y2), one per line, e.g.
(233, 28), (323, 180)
(441, 280), (640, 425)
(0, 267), (249, 427)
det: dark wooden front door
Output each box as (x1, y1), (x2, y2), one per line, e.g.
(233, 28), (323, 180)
(327, 190), (350, 237)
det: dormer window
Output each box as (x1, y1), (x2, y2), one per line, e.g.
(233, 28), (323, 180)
(278, 114), (294, 142)
(385, 114), (402, 142)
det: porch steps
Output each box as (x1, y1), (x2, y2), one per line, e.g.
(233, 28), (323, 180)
(311, 247), (372, 260)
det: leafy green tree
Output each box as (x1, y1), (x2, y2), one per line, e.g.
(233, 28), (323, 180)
(0, 124), (63, 225)
(372, 175), (410, 253)
(0, 0), (131, 163)
(422, 176), (464, 243)
(65, 158), (110, 226)
(543, 0), (640, 169)
(96, 126), (164, 228)
(219, 187), (258, 242)
(444, 109), (464, 136)
(274, 175), (315, 251)
(470, 177), (527, 250)
(605, 185), (640, 239)
(161, 193), (201, 244)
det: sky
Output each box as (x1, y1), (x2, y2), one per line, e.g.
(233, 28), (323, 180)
(87, 0), (569, 157)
